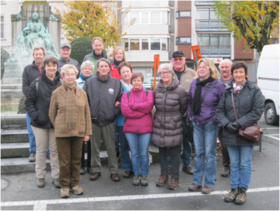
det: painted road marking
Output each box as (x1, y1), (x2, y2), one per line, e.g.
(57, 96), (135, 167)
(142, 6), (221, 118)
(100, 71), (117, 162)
(33, 203), (47, 211)
(264, 135), (280, 141)
(1, 186), (279, 209)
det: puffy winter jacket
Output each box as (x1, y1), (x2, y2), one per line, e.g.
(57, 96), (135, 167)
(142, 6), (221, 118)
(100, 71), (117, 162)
(121, 88), (154, 134)
(216, 80), (265, 146)
(110, 63), (121, 80)
(152, 79), (188, 147)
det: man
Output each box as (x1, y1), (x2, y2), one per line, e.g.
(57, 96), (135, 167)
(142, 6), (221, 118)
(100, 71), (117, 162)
(171, 51), (196, 174)
(219, 59), (233, 177)
(57, 43), (80, 73)
(83, 37), (109, 76)
(22, 46), (47, 162)
(83, 58), (123, 182)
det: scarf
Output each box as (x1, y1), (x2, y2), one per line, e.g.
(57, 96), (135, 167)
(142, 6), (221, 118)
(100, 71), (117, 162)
(63, 82), (78, 130)
(192, 76), (214, 116)
(80, 73), (92, 82)
(93, 50), (103, 60)
(120, 79), (133, 91)
(233, 80), (246, 95)
(113, 59), (125, 67)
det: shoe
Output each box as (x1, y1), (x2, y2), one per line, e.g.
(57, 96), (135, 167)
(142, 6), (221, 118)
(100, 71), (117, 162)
(169, 178), (179, 190)
(52, 178), (60, 188)
(111, 173), (120, 182)
(80, 167), (85, 175)
(46, 154), (50, 160)
(188, 183), (202, 191)
(235, 188), (247, 205)
(87, 167), (93, 174)
(221, 167), (230, 177)
(28, 152), (36, 162)
(70, 185), (84, 195)
(156, 175), (168, 186)
(60, 188), (69, 198)
(182, 166), (193, 175)
(89, 172), (101, 181)
(141, 176), (148, 186)
(224, 188), (239, 202)
(37, 178), (45, 188)
(132, 175), (141, 186)
(168, 167), (172, 175)
(122, 171), (131, 178)
(202, 185), (213, 194)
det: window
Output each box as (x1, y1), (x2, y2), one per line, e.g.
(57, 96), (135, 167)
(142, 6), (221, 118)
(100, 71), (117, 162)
(197, 9), (217, 20)
(161, 38), (167, 51)
(142, 12), (149, 24)
(176, 11), (191, 18)
(176, 37), (191, 45)
(130, 39), (140, 50)
(142, 39), (149, 50)
(130, 11), (140, 24)
(0, 16), (4, 38)
(150, 11), (161, 24)
(123, 38), (129, 51)
(122, 38), (169, 51)
(129, 11), (169, 24)
(150, 39), (160, 50)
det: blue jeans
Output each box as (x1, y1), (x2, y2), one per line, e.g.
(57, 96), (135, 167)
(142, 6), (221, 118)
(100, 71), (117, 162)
(227, 145), (254, 190)
(193, 121), (219, 188)
(125, 133), (151, 177)
(116, 126), (132, 172)
(26, 113), (49, 155)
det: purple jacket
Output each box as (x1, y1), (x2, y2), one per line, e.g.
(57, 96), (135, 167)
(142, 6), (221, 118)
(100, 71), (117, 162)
(187, 79), (225, 125)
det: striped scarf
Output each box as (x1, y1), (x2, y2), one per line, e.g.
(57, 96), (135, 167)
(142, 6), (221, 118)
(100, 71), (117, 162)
(63, 82), (78, 130)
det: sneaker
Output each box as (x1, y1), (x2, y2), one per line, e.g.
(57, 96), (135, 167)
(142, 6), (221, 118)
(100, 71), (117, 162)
(70, 185), (84, 195)
(80, 167), (85, 175)
(60, 188), (69, 198)
(156, 175), (168, 186)
(182, 166), (193, 175)
(188, 183), (202, 191)
(28, 152), (36, 162)
(221, 167), (230, 177)
(224, 188), (239, 202)
(235, 188), (247, 205)
(132, 175), (141, 186)
(52, 178), (60, 188)
(140, 176), (148, 186)
(169, 178), (179, 190)
(36, 178), (45, 188)
(202, 185), (213, 194)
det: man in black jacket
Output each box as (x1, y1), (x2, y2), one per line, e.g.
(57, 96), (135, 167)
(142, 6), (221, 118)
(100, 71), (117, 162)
(22, 46), (47, 162)
(83, 58), (123, 182)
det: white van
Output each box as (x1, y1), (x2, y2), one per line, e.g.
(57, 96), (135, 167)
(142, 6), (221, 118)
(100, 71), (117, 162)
(257, 44), (280, 125)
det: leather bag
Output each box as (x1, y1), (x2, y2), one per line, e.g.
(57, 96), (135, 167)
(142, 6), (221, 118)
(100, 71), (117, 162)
(231, 92), (260, 142)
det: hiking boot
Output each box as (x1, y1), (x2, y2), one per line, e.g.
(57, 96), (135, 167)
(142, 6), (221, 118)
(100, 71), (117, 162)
(188, 183), (202, 191)
(60, 188), (69, 198)
(141, 176), (148, 186)
(70, 185), (84, 195)
(28, 152), (36, 162)
(202, 185), (213, 194)
(168, 167), (172, 175)
(52, 178), (60, 188)
(224, 188), (239, 202)
(221, 167), (230, 177)
(169, 178), (179, 190)
(36, 178), (45, 188)
(122, 171), (131, 178)
(235, 188), (247, 205)
(132, 175), (141, 186)
(156, 175), (168, 186)
(80, 167), (85, 175)
(182, 166), (193, 175)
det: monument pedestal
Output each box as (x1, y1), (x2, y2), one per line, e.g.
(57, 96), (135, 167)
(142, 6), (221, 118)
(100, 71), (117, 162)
(2, 62), (22, 84)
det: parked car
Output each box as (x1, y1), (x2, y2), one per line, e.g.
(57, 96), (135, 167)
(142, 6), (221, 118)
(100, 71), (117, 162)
(257, 44), (280, 125)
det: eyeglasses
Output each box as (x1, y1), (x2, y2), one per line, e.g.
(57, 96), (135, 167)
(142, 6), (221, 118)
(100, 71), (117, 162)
(198, 66), (210, 70)
(173, 58), (183, 61)
(160, 71), (171, 75)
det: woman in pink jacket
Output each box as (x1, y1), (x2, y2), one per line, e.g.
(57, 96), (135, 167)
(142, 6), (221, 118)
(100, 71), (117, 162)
(121, 72), (154, 187)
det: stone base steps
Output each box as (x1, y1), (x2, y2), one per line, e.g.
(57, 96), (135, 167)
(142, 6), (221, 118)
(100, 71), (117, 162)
(1, 129), (28, 143)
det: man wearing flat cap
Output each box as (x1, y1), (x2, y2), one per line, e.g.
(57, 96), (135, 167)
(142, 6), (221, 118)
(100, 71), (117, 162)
(57, 43), (80, 74)
(169, 51), (196, 175)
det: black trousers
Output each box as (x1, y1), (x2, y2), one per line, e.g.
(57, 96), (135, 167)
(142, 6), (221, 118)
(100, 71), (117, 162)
(81, 139), (91, 168)
(159, 146), (180, 179)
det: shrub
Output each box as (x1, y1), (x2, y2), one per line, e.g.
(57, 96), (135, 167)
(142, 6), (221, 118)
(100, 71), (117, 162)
(70, 36), (93, 65)
(1, 48), (10, 79)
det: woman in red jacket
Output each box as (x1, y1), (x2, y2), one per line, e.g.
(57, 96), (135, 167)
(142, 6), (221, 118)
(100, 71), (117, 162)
(121, 73), (154, 187)
(110, 47), (126, 80)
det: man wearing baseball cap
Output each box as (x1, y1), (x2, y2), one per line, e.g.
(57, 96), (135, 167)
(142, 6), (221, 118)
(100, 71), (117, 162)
(169, 51), (196, 175)
(57, 43), (80, 74)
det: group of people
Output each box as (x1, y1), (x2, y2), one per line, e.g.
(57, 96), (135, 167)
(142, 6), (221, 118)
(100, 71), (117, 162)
(22, 37), (264, 205)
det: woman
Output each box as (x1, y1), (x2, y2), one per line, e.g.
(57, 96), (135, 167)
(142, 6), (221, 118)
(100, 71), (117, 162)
(121, 72), (154, 186)
(152, 63), (187, 190)
(76, 61), (94, 175)
(25, 56), (61, 189)
(187, 58), (225, 194)
(110, 47), (126, 80)
(115, 62), (133, 178)
(49, 64), (92, 198)
(216, 62), (264, 205)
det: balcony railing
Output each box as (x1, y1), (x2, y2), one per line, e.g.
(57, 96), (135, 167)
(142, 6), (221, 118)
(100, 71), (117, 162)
(195, 20), (228, 31)
(199, 45), (231, 57)
(195, 1), (215, 5)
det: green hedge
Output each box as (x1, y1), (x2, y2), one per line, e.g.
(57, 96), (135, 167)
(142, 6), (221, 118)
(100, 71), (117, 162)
(1, 48), (10, 79)
(70, 36), (93, 65)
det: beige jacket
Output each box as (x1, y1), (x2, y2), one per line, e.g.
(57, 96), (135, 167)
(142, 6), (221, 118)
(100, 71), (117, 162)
(173, 64), (196, 92)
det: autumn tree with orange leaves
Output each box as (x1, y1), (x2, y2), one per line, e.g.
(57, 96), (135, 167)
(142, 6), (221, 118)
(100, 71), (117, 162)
(55, 1), (133, 48)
